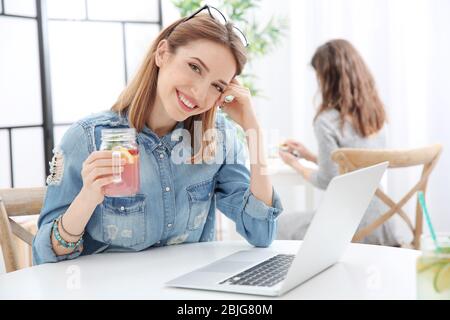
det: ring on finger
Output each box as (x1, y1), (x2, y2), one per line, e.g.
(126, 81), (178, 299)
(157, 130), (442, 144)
(224, 95), (235, 103)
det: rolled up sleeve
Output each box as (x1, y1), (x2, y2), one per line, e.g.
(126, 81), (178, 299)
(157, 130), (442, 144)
(242, 188), (283, 220)
(32, 222), (82, 265)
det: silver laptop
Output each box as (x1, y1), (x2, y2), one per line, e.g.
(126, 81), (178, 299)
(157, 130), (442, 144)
(166, 162), (388, 296)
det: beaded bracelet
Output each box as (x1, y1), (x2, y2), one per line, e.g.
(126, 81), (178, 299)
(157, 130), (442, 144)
(52, 216), (84, 250)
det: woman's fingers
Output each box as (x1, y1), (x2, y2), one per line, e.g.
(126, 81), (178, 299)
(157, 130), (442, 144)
(284, 139), (302, 147)
(85, 166), (123, 184)
(83, 154), (126, 177)
(230, 78), (242, 86)
(279, 150), (297, 164)
(90, 158), (126, 168)
(95, 176), (117, 189)
(84, 151), (115, 165)
(286, 142), (305, 154)
(219, 80), (250, 104)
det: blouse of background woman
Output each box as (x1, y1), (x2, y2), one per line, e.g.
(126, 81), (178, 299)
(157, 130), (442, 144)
(309, 109), (399, 246)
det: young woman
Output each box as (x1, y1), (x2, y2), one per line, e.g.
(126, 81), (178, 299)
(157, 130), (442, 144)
(279, 39), (399, 246)
(32, 6), (283, 265)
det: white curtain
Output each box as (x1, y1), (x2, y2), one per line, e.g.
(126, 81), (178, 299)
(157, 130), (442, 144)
(289, 0), (450, 237)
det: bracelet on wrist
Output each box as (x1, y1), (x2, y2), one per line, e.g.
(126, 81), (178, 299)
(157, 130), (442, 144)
(52, 216), (84, 250)
(60, 214), (84, 237)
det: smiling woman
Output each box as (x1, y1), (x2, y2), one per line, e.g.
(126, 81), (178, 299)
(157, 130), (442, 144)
(32, 9), (284, 265)
(112, 12), (247, 158)
(155, 40), (236, 121)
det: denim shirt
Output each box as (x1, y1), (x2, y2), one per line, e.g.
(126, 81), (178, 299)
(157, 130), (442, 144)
(32, 111), (283, 265)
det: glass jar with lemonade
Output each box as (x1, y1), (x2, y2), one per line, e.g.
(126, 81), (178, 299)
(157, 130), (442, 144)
(100, 128), (140, 197)
(416, 234), (450, 300)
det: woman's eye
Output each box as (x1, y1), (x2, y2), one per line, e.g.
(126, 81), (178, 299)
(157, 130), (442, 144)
(214, 85), (224, 93)
(189, 63), (201, 74)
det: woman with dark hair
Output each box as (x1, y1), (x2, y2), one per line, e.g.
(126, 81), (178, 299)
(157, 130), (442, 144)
(33, 6), (283, 265)
(279, 39), (398, 246)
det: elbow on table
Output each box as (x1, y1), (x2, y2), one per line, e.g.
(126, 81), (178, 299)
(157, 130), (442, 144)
(247, 228), (276, 248)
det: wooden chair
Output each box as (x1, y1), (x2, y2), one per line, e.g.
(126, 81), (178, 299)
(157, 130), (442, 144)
(0, 187), (46, 273)
(331, 144), (442, 249)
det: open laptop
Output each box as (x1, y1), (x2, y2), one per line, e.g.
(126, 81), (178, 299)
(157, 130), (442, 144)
(166, 162), (388, 296)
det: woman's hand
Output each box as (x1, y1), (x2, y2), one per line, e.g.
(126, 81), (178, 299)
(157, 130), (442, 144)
(79, 151), (124, 206)
(279, 150), (299, 167)
(279, 150), (313, 181)
(217, 78), (258, 130)
(281, 139), (317, 163)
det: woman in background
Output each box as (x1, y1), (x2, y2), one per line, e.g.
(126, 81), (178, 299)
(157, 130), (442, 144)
(279, 39), (399, 246)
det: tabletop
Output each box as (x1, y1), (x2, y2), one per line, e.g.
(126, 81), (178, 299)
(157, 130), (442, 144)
(0, 240), (420, 300)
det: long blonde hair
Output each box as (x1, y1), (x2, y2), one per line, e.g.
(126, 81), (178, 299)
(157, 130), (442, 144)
(312, 39), (386, 137)
(112, 14), (247, 160)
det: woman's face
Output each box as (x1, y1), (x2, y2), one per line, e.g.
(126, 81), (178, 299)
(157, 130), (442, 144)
(155, 39), (237, 122)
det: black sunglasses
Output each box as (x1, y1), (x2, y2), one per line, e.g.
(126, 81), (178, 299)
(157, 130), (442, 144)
(184, 5), (249, 48)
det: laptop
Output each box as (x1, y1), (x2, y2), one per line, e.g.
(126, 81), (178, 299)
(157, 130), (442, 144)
(166, 162), (388, 296)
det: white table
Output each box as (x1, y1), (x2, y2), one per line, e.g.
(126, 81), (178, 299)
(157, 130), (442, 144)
(0, 240), (419, 300)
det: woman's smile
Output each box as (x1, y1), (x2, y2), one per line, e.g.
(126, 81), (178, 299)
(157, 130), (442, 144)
(176, 89), (199, 113)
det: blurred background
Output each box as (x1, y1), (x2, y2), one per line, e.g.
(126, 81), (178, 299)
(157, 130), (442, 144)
(1, 0), (449, 251)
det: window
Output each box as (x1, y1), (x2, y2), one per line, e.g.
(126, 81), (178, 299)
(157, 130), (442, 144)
(0, 0), (163, 187)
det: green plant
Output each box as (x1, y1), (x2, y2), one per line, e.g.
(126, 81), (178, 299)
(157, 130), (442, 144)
(172, 0), (288, 141)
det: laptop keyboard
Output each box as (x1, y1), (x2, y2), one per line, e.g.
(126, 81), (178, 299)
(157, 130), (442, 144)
(219, 254), (295, 287)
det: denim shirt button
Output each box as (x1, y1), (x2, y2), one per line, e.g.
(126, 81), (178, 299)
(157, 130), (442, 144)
(165, 187), (171, 192)
(120, 206), (125, 211)
(167, 223), (173, 228)
(159, 153), (164, 159)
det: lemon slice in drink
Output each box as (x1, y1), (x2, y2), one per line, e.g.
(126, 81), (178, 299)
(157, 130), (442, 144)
(433, 262), (450, 293)
(114, 146), (134, 164)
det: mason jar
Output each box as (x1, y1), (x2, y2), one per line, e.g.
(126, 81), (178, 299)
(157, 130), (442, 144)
(416, 233), (450, 300)
(100, 128), (140, 197)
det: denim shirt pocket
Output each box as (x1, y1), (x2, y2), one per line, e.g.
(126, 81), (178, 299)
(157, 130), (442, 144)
(186, 178), (215, 231)
(101, 194), (146, 247)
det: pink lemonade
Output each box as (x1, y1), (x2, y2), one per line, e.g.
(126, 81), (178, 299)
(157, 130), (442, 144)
(104, 149), (140, 197)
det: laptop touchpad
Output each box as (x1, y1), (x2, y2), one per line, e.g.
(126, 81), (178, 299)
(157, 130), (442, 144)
(199, 261), (252, 274)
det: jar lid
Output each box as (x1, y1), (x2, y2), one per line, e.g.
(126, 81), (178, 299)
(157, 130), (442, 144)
(101, 128), (136, 142)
